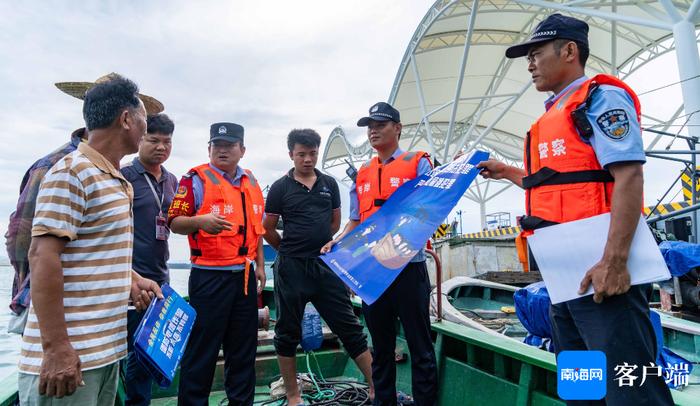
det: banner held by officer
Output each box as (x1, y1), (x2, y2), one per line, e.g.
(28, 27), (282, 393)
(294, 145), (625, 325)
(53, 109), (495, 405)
(320, 149), (488, 305)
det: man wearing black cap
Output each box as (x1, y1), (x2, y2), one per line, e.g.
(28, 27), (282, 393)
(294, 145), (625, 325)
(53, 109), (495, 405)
(321, 102), (438, 406)
(478, 14), (673, 404)
(168, 123), (266, 405)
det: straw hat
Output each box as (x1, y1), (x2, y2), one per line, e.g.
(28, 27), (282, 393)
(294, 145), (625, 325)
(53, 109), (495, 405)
(55, 73), (164, 115)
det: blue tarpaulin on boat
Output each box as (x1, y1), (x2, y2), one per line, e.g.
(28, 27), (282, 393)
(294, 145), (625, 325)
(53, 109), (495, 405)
(514, 282), (553, 339)
(523, 334), (554, 352)
(659, 241), (700, 277)
(650, 310), (694, 389)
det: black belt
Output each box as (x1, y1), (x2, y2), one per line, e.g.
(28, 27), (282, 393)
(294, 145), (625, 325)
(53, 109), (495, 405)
(191, 246), (249, 256)
(522, 166), (614, 189)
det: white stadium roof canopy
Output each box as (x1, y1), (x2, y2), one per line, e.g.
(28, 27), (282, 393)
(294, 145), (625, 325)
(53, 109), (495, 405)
(323, 0), (700, 225)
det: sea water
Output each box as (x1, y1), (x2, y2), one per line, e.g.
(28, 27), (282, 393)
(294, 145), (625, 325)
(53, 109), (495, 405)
(0, 265), (22, 381)
(0, 261), (275, 382)
(0, 265), (192, 382)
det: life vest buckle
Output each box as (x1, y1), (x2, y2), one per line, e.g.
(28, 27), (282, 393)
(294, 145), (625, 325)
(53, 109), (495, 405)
(519, 215), (559, 231)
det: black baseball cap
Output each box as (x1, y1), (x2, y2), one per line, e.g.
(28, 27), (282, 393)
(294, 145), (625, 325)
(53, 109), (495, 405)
(505, 13), (589, 59)
(209, 122), (244, 143)
(357, 102), (400, 127)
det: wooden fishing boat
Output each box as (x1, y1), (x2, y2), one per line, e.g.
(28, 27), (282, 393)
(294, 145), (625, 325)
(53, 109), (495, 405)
(431, 276), (700, 402)
(1, 279), (698, 405)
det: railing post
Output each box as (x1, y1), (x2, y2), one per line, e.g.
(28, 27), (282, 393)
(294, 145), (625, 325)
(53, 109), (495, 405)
(426, 248), (442, 321)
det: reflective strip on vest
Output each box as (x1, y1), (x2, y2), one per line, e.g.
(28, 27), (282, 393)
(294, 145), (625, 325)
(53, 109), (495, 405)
(202, 169), (221, 185)
(246, 169), (258, 188)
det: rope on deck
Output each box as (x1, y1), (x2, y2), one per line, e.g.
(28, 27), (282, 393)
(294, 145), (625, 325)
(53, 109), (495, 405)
(249, 351), (372, 406)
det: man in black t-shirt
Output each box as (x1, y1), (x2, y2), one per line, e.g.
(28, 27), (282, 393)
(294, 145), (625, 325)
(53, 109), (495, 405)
(263, 129), (373, 405)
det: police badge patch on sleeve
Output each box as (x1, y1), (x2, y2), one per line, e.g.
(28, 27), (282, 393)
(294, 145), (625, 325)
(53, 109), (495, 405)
(596, 109), (630, 141)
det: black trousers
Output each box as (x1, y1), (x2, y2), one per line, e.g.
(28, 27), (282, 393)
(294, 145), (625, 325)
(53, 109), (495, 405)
(550, 284), (674, 406)
(177, 267), (258, 406)
(273, 256), (368, 358)
(124, 309), (154, 406)
(362, 261), (438, 406)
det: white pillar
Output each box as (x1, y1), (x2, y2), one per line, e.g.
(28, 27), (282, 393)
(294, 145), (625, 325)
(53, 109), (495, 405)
(480, 201), (486, 230)
(672, 20), (700, 139)
(672, 20), (700, 241)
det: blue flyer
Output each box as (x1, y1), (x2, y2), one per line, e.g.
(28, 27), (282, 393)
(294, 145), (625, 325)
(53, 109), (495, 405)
(133, 284), (197, 387)
(321, 150), (489, 304)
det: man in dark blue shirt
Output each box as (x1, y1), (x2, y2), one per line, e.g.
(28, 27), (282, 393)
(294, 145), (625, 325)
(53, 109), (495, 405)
(263, 129), (373, 406)
(120, 113), (177, 406)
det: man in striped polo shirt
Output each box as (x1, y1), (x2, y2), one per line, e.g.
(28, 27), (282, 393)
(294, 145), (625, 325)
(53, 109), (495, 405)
(18, 74), (163, 405)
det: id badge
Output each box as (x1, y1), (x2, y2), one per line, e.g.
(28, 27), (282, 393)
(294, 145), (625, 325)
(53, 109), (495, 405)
(156, 215), (169, 240)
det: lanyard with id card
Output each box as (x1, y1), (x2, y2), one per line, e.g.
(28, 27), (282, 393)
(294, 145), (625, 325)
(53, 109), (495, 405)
(144, 173), (170, 241)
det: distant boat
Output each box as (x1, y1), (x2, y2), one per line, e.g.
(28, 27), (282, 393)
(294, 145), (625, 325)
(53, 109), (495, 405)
(167, 262), (191, 269)
(167, 244), (278, 270)
(431, 276), (700, 392)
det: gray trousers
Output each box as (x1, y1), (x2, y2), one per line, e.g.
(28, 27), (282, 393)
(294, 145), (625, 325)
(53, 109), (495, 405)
(18, 361), (119, 406)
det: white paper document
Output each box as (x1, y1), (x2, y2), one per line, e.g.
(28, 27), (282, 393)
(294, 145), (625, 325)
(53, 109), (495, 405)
(527, 213), (670, 304)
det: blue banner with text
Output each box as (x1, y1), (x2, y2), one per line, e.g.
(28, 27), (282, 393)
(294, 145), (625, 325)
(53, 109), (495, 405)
(133, 284), (197, 387)
(321, 150), (489, 304)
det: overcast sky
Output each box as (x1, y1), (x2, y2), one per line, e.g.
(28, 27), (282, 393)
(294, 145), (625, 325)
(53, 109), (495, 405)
(0, 1), (694, 261)
(0, 0), (434, 260)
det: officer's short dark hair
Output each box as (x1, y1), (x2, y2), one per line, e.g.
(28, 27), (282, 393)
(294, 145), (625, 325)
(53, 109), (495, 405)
(287, 129), (321, 152)
(83, 75), (141, 130)
(553, 39), (589, 67)
(147, 113), (175, 136)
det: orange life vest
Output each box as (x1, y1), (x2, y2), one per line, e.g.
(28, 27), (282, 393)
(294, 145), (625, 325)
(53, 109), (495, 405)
(187, 164), (265, 269)
(520, 74), (641, 238)
(356, 150), (429, 222)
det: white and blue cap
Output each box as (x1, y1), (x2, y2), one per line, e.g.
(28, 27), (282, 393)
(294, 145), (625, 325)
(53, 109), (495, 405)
(209, 122), (244, 143)
(357, 102), (401, 127)
(505, 13), (589, 59)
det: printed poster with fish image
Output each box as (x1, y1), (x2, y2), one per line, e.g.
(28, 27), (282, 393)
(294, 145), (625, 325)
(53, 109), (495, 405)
(321, 150), (489, 304)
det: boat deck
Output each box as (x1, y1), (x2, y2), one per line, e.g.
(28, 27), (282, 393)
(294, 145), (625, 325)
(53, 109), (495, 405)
(1, 319), (698, 405)
(2, 283), (698, 406)
(150, 377), (368, 405)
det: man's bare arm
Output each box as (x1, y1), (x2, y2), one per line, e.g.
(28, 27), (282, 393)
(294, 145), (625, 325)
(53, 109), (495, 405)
(29, 235), (82, 397)
(170, 213), (232, 235)
(130, 270), (164, 311)
(262, 214), (281, 250)
(255, 238), (265, 293)
(476, 159), (526, 188)
(602, 162), (643, 262)
(330, 208), (341, 235)
(29, 236), (70, 355)
(320, 219), (360, 254)
(579, 162), (643, 302)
